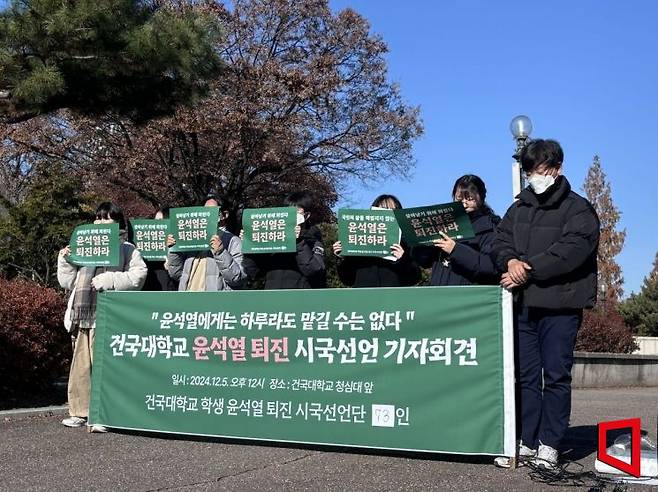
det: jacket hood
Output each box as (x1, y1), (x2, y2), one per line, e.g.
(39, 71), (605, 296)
(469, 211), (501, 234)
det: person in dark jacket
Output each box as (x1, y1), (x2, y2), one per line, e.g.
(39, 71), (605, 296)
(243, 191), (326, 289)
(332, 194), (421, 288)
(141, 207), (178, 292)
(414, 175), (500, 286)
(492, 139), (599, 471)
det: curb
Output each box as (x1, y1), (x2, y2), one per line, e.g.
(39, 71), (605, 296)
(0, 405), (68, 419)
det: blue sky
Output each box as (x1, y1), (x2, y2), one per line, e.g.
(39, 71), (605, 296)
(330, 0), (658, 295)
(1, 0), (655, 294)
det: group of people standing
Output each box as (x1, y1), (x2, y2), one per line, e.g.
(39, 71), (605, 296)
(56, 139), (600, 472)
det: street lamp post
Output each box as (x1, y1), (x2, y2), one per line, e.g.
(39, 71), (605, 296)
(600, 282), (607, 313)
(509, 115), (533, 200)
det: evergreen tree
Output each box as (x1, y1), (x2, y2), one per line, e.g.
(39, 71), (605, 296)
(0, 0), (222, 122)
(583, 155), (626, 302)
(0, 163), (94, 286)
(620, 254), (658, 336)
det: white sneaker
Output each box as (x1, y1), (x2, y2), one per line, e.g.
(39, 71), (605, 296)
(88, 424), (108, 433)
(519, 442), (537, 459)
(61, 416), (87, 427)
(493, 441), (536, 468)
(533, 442), (559, 471)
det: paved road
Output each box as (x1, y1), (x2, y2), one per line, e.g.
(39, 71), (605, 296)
(1, 387), (656, 491)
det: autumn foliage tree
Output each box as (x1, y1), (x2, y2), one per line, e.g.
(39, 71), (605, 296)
(1, 0), (422, 231)
(0, 114), (81, 206)
(73, 0), (423, 228)
(1, 0), (422, 241)
(583, 155), (626, 302)
(575, 155), (636, 352)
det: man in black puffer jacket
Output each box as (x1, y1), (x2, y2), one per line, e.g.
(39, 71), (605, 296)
(493, 139), (599, 471)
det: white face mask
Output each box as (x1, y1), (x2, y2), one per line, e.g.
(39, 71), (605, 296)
(296, 213), (306, 225)
(527, 174), (555, 194)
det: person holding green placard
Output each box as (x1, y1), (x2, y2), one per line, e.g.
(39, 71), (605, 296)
(414, 175), (500, 286)
(333, 194), (420, 288)
(57, 202), (147, 432)
(166, 197), (247, 291)
(140, 207), (178, 292)
(242, 191), (326, 289)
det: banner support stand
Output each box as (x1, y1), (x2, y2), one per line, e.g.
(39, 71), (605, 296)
(501, 289), (517, 459)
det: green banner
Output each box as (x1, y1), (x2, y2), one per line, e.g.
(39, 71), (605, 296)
(337, 208), (401, 258)
(130, 219), (169, 261)
(90, 287), (515, 456)
(169, 206), (219, 252)
(68, 223), (120, 267)
(241, 207), (297, 254)
(394, 202), (475, 246)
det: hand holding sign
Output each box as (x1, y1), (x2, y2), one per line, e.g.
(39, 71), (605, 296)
(433, 231), (456, 254)
(390, 243), (405, 260)
(210, 234), (224, 255)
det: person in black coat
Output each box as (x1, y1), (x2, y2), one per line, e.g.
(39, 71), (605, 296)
(492, 139), (600, 470)
(332, 194), (421, 288)
(414, 175), (500, 286)
(141, 207), (178, 292)
(243, 191), (326, 289)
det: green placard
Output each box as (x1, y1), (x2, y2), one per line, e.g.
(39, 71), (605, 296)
(394, 202), (475, 246)
(68, 223), (120, 267)
(337, 208), (401, 258)
(169, 206), (219, 252)
(130, 219), (169, 261)
(89, 287), (516, 457)
(242, 207), (297, 254)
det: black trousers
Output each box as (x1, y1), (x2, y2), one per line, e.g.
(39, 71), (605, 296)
(516, 306), (582, 449)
